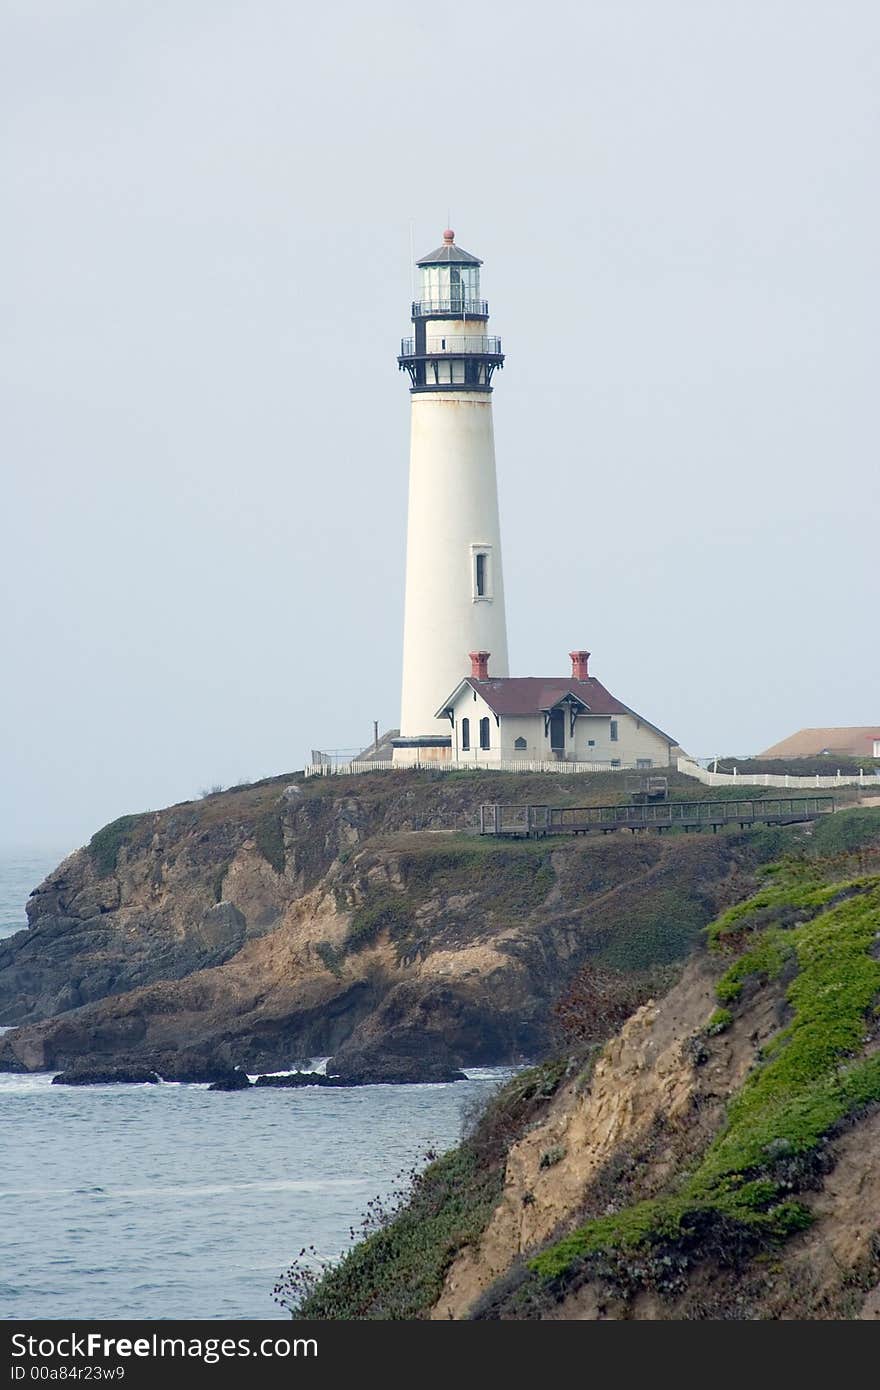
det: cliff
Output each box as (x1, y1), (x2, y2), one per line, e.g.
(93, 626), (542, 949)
(0, 770), (816, 1076)
(276, 807), (880, 1320)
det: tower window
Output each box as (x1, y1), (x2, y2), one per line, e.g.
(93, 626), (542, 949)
(479, 717), (491, 750)
(610, 720), (619, 742)
(473, 548), (491, 599)
(461, 717), (470, 751)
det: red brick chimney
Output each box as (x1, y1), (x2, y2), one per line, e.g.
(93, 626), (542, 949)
(570, 650), (591, 680)
(469, 651), (490, 681)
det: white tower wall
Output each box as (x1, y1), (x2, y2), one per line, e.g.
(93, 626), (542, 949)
(399, 391), (509, 738)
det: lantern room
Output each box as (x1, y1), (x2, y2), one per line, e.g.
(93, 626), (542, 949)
(413, 230), (486, 319)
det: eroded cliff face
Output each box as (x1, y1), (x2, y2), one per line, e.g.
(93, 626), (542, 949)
(428, 854), (880, 1321)
(0, 770), (798, 1076)
(432, 954), (777, 1318)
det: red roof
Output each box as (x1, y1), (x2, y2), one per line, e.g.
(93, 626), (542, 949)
(440, 676), (677, 745)
(471, 676), (626, 716)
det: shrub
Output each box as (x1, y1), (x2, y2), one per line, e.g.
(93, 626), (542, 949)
(88, 814), (147, 877)
(254, 811), (285, 874)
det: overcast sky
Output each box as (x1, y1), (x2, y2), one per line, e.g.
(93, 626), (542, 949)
(2, 0), (878, 849)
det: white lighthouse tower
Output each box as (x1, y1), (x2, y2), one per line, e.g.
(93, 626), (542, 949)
(393, 230), (510, 764)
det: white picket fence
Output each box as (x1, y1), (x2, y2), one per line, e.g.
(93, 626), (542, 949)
(677, 756), (880, 791)
(303, 758), (649, 779)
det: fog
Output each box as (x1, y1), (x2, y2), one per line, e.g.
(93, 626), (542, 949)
(2, 0), (877, 847)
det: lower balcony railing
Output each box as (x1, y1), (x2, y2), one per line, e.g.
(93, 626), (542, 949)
(399, 335), (502, 357)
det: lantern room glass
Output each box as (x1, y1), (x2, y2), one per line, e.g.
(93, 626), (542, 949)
(419, 263), (481, 313)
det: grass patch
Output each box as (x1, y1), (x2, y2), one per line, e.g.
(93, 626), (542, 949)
(254, 811), (285, 874)
(596, 887), (710, 970)
(315, 941), (343, 977)
(808, 806), (880, 858)
(705, 1008), (733, 1036)
(88, 814), (149, 877)
(397, 841), (556, 916)
(345, 894), (414, 952)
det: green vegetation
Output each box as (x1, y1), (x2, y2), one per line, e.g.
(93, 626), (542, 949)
(705, 1008), (733, 1036)
(88, 814), (148, 877)
(528, 871), (880, 1289)
(596, 886), (709, 970)
(211, 865), (229, 903)
(254, 811), (286, 874)
(713, 756), (880, 778)
(288, 1146), (502, 1319)
(808, 806), (880, 857)
(397, 841), (555, 915)
(314, 941), (343, 977)
(276, 1059), (567, 1319)
(345, 893), (414, 951)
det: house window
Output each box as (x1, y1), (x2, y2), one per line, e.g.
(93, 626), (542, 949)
(636, 758), (653, 769)
(514, 736), (527, 751)
(479, 717), (491, 750)
(610, 759), (621, 768)
(587, 739), (595, 747)
(610, 720), (619, 742)
(461, 717), (470, 751)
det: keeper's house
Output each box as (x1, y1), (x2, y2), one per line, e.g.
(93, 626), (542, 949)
(435, 650), (678, 768)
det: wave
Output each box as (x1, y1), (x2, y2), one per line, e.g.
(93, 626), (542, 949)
(0, 1177), (370, 1200)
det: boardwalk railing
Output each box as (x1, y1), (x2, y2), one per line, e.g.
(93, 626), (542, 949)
(678, 756), (879, 791)
(479, 796), (836, 837)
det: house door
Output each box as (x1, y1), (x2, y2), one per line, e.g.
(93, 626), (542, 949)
(549, 709), (565, 753)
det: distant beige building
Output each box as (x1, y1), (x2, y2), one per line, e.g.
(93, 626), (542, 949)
(759, 727), (880, 760)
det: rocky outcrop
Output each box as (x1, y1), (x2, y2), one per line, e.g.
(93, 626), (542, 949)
(0, 771), (828, 1077)
(207, 1072), (252, 1091)
(328, 1052), (467, 1085)
(254, 1073), (346, 1088)
(52, 1067), (160, 1086)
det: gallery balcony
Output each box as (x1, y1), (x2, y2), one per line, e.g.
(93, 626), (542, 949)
(399, 335), (502, 360)
(410, 298), (489, 320)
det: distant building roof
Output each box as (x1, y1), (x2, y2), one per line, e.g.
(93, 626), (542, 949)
(758, 727), (880, 759)
(437, 676), (677, 745)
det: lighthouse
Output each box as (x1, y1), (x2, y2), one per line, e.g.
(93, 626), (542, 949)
(393, 230), (510, 763)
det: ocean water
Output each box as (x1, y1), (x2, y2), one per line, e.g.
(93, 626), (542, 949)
(0, 847), (72, 939)
(0, 852), (512, 1320)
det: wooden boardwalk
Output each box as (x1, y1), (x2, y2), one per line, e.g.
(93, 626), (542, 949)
(478, 796), (836, 837)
